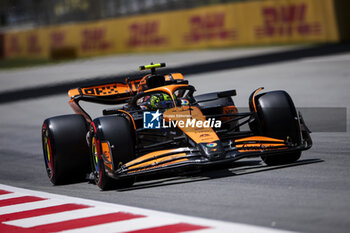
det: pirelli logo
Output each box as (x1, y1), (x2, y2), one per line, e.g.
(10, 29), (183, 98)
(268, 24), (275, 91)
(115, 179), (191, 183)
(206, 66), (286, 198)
(83, 84), (118, 96)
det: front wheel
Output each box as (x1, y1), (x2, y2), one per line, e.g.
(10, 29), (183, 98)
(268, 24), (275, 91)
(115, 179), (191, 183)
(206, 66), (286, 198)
(90, 136), (119, 190)
(90, 116), (135, 190)
(252, 90), (302, 165)
(261, 152), (301, 166)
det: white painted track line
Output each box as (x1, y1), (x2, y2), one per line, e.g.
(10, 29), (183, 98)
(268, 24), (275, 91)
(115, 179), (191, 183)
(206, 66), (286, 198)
(3, 207), (116, 228)
(190, 226), (292, 233)
(0, 199), (66, 215)
(0, 193), (26, 200)
(0, 184), (298, 233)
(58, 216), (180, 233)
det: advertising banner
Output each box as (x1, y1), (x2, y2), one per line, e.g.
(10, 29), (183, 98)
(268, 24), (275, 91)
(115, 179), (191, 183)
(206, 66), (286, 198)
(249, 0), (339, 44)
(2, 0), (340, 60)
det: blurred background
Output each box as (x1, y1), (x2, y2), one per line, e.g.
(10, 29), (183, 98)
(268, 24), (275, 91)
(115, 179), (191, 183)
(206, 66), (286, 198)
(1, 0), (248, 27)
(0, 0), (349, 62)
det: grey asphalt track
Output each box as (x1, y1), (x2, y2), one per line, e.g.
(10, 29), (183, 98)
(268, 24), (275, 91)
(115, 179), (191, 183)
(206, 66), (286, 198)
(0, 45), (304, 93)
(0, 48), (349, 233)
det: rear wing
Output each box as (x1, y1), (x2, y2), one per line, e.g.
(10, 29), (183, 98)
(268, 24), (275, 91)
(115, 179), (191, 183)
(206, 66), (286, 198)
(68, 73), (185, 105)
(68, 73), (185, 122)
(68, 79), (138, 105)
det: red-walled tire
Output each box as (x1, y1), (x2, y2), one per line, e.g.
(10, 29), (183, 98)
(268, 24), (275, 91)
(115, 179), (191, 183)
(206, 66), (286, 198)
(42, 114), (90, 185)
(90, 116), (135, 190)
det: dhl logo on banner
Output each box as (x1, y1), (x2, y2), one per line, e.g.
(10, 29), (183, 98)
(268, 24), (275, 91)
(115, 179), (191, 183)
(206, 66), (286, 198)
(255, 3), (321, 38)
(251, 0), (339, 43)
(81, 28), (112, 52)
(128, 21), (168, 47)
(6, 31), (46, 58)
(184, 13), (238, 43)
(3, 0), (339, 59)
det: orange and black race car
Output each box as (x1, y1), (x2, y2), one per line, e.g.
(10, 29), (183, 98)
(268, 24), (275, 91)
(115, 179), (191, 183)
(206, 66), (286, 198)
(42, 63), (312, 190)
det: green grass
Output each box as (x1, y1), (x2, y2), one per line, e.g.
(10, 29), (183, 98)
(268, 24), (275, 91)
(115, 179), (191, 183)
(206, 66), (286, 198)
(0, 58), (55, 70)
(0, 58), (78, 70)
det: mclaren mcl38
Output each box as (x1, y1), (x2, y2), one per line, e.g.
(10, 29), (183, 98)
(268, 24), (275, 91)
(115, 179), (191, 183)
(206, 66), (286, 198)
(42, 63), (312, 190)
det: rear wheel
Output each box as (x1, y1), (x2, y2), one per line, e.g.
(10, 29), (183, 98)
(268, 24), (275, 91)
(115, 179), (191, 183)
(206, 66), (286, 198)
(42, 114), (90, 185)
(252, 91), (302, 165)
(90, 116), (135, 190)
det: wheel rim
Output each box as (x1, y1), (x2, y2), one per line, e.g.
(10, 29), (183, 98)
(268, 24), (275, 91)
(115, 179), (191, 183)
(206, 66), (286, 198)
(43, 131), (53, 179)
(91, 137), (100, 181)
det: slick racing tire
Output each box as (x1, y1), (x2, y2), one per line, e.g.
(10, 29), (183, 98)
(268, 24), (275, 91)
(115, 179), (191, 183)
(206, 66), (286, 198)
(262, 151), (301, 166)
(253, 91), (302, 165)
(90, 116), (135, 190)
(42, 114), (90, 185)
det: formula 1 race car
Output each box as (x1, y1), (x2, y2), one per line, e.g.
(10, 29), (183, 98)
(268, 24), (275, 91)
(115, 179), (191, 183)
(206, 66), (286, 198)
(42, 63), (312, 190)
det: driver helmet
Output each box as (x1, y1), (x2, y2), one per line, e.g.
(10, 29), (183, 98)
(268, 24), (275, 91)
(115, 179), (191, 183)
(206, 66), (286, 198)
(139, 93), (174, 110)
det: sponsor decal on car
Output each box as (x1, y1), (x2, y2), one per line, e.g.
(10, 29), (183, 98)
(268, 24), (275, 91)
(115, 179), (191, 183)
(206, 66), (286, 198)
(206, 143), (217, 148)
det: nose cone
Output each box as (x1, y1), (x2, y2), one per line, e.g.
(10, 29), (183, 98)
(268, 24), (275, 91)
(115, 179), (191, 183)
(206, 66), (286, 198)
(198, 141), (225, 161)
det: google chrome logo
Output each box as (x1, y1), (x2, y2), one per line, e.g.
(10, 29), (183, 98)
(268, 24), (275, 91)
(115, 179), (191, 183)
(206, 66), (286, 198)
(206, 143), (217, 148)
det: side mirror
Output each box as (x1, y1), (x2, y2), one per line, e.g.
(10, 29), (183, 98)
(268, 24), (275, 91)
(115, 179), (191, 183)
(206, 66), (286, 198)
(217, 90), (237, 98)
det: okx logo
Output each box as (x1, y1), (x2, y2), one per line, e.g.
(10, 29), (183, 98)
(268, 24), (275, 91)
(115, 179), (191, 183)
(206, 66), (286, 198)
(143, 110), (162, 129)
